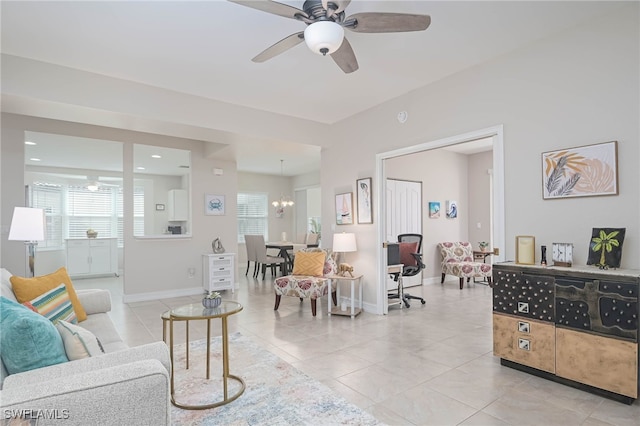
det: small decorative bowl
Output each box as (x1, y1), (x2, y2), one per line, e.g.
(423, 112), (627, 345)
(87, 230), (98, 238)
(202, 297), (221, 309)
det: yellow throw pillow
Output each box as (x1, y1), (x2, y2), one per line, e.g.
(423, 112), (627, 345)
(10, 267), (87, 322)
(292, 251), (326, 277)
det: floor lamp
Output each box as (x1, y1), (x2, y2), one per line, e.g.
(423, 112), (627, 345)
(8, 207), (45, 277)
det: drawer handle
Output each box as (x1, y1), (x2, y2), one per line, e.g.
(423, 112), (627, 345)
(517, 302), (529, 314)
(518, 321), (530, 333)
(518, 338), (530, 351)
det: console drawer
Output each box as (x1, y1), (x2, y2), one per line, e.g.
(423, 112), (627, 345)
(493, 313), (555, 373)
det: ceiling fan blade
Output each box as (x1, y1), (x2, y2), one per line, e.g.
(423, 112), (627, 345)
(252, 31), (305, 63)
(331, 37), (358, 74)
(345, 12), (431, 33)
(228, 0), (308, 20)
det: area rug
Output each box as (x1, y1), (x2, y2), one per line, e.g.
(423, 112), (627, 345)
(170, 332), (382, 425)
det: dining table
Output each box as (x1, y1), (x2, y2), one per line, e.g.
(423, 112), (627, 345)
(265, 242), (309, 275)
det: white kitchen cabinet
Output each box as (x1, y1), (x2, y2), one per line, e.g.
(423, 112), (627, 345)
(167, 189), (188, 221)
(203, 253), (235, 293)
(65, 238), (118, 278)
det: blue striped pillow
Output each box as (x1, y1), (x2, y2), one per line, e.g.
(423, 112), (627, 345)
(24, 283), (77, 324)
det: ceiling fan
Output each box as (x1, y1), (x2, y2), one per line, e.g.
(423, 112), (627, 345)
(229, 0), (431, 73)
(84, 176), (121, 191)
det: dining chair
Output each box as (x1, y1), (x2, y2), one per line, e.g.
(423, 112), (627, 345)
(244, 235), (261, 277)
(255, 235), (286, 279)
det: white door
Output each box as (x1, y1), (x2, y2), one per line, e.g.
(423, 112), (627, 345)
(385, 179), (423, 293)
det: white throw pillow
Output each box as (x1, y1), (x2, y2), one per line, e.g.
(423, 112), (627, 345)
(55, 320), (105, 360)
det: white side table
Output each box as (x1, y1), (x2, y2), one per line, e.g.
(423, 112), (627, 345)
(327, 274), (364, 318)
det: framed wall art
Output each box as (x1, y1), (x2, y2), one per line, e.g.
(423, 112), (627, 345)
(515, 235), (535, 265)
(204, 194), (225, 216)
(587, 227), (625, 269)
(446, 200), (458, 219)
(335, 192), (353, 225)
(356, 177), (373, 224)
(428, 202), (440, 219)
(542, 141), (618, 199)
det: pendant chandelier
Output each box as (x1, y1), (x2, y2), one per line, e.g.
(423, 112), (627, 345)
(272, 160), (294, 208)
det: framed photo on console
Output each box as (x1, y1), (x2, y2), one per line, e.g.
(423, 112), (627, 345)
(515, 235), (535, 264)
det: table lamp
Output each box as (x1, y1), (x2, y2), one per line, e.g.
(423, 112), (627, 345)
(333, 232), (357, 273)
(9, 207), (46, 277)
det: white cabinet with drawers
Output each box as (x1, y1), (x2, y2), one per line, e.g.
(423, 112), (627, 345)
(203, 253), (235, 293)
(66, 238), (118, 278)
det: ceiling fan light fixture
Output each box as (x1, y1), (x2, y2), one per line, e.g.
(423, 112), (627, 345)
(304, 21), (344, 56)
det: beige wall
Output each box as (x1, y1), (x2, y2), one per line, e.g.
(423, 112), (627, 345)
(324, 5), (639, 310)
(467, 151), (493, 250)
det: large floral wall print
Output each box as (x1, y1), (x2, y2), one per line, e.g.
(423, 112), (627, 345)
(542, 141), (618, 199)
(587, 227), (625, 269)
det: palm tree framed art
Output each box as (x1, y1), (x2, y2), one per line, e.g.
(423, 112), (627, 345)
(542, 141), (618, 199)
(587, 227), (625, 269)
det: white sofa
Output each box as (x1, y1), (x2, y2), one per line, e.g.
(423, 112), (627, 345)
(0, 268), (171, 425)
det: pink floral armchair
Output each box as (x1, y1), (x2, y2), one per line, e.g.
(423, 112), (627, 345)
(273, 248), (338, 316)
(438, 242), (492, 289)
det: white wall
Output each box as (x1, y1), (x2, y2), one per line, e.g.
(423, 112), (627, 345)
(1, 113), (238, 301)
(324, 5), (639, 310)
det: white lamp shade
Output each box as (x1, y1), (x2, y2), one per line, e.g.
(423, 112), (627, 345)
(8, 207), (46, 241)
(333, 232), (357, 253)
(304, 21), (344, 55)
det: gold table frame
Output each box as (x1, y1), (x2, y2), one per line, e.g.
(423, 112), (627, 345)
(167, 301), (245, 410)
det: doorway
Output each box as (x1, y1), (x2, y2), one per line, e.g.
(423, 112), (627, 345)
(375, 125), (505, 314)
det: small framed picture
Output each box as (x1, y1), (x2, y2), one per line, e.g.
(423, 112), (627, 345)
(205, 194), (225, 216)
(356, 177), (373, 224)
(155, 204), (165, 211)
(335, 192), (353, 225)
(515, 235), (535, 264)
(428, 201), (440, 219)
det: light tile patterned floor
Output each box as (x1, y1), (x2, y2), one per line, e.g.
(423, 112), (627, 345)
(74, 272), (640, 425)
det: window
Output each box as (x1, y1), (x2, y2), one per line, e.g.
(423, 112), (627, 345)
(31, 183), (63, 249)
(237, 192), (268, 243)
(31, 182), (126, 248)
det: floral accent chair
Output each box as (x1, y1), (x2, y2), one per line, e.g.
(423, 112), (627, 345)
(274, 248), (338, 316)
(438, 242), (493, 289)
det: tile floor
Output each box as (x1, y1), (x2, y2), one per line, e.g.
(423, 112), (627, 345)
(73, 272), (640, 426)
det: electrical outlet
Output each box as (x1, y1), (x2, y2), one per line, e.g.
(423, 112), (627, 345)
(187, 267), (196, 278)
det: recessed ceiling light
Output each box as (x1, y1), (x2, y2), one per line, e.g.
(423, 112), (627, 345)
(30, 158), (41, 162)
(25, 141), (37, 145)
(137, 166), (145, 170)
(151, 154), (162, 159)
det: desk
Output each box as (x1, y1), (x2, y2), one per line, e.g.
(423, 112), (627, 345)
(265, 242), (308, 275)
(168, 301), (245, 410)
(327, 274), (364, 318)
(387, 264), (405, 309)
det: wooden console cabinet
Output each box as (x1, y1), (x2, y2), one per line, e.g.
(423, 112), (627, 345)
(493, 263), (639, 403)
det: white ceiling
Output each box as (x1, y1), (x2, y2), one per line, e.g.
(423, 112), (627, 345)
(1, 1), (623, 175)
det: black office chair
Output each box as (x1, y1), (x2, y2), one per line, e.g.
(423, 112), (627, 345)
(388, 233), (426, 308)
